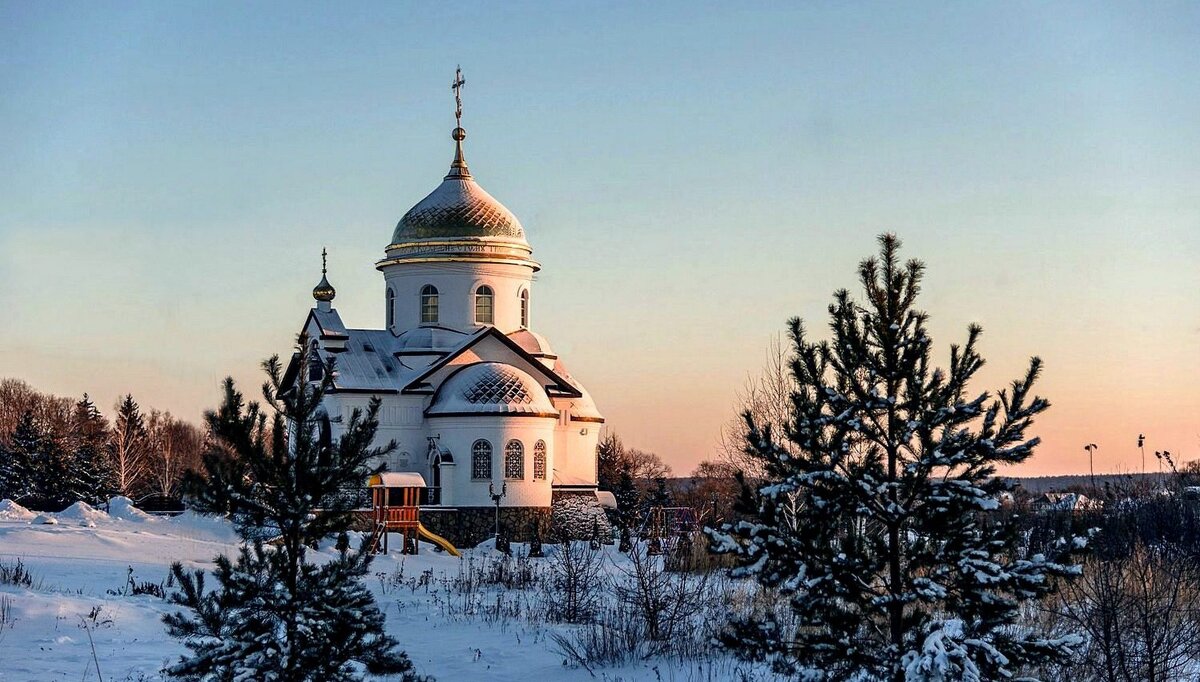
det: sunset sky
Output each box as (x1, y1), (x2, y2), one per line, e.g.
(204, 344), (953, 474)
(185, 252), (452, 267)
(1, 2), (1197, 477)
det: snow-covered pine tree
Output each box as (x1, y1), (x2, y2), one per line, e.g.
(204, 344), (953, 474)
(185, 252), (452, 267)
(707, 234), (1082, 681)
(163, 345), (420, 681)
(34, 436), (72, 511)
(0, 407), (80, 510)
(614, 465), (639, 551)
(110, 394), (150, 497)
(0, 410), (40, 504)
(68, 395), (117, 505)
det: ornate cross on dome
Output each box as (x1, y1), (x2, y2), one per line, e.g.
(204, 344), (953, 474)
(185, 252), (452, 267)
(321, 247), (328, 274)
(452, 66), (465, 129)
(447, 66), (471, 178)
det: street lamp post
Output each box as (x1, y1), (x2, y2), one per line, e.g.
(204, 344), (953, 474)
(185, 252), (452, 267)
(489, 481), (507, 553)
(1084, 443), (1099, 493)
(1138, 434), (1146, 477)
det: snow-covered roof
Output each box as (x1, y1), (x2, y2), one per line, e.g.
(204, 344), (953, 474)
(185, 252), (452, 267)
(310, 307), (348, 339)
(290, 308), (594, 413)
(396, 325), (468, 353)
(323, 329), (423, 392)
(552, 358), (604, 421)
(426, 362), (557, 417)
(552, 470), (595, 488)
(507, 329), (555, 357)
(368, 472), (428, 488)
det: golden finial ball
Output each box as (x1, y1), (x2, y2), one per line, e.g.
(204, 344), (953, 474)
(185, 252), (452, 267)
(452, 127), (467, 142)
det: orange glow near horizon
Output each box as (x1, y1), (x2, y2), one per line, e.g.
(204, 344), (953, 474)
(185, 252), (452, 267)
(2, 4), (1197, 480)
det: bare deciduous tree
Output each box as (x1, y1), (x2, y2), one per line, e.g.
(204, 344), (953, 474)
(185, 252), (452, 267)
(1051, 544), (1200, 682)
(145, 410), (205, 499)
(543, 531), (606, 624)
(613, 540), (711, 651)
(596, 430), (671, 492)
(716, 333), (797, 480)
(0, 378), (72, 449)
(675, 459), (741, 525)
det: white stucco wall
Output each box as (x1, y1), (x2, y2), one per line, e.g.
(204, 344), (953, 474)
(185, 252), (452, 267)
(382, 261), (534, 334)
(425, 415), (556, 507)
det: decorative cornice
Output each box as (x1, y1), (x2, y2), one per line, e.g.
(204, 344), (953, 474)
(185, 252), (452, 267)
(425, 410), (560, 419)
(375, 254), (540, 272)
(386, 238), (532, 253)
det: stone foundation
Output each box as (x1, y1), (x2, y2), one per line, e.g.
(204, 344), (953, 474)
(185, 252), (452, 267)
(420, 506), (551, 549)
(349, 490), (614, 550)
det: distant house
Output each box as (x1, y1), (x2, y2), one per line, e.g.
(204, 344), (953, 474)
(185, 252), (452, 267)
(1032, 492), (1100, 512)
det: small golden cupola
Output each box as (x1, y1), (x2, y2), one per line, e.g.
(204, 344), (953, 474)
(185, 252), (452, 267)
(312, 248), (337, 304)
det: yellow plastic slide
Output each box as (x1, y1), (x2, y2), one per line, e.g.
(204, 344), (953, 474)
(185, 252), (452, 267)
(416, 523), (461, 557)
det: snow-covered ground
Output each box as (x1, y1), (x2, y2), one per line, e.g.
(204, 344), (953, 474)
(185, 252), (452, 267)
(0, 500), (759, 681)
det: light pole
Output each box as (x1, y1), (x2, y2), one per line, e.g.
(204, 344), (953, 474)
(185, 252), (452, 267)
(1084, 443), (1099, 493)
(1138, 434), (1146, 477)
(488, 481), (507, 551)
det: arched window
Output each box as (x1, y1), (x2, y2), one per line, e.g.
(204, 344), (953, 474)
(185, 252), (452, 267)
(533, 440), (547, 480)
(471, 440), (492, 480)
(420, 285), (439, 324)
(386, 287), (396, 328)
(504, 440), (524, 480)
(475, 285), (494, 325)
(519, 290), (529, 328)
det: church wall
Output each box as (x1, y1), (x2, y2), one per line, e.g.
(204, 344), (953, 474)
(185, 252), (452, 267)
(425, 414), (556, 507)
(322, 393), (432, 477)
(382, 261), (533, 334)
(548, 413), (600, 487)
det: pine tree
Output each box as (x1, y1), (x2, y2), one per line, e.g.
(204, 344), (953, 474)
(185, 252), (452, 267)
(35, 438), (73, 511)
(708, 235), (1082, 680)
(0, 410), (40, 503)
(614, 465), (640, 552)
(163, 347), (420, 681)
(68, 395), (117, 505)
(0, 440), (9, 501)
(596, 430), (626, 491)
(110, 394), (150, 497)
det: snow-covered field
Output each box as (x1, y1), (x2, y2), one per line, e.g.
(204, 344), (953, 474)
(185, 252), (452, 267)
(0, 500), (759, 681)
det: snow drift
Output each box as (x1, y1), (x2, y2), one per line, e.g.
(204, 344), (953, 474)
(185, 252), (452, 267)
(0, 498), (35, 521)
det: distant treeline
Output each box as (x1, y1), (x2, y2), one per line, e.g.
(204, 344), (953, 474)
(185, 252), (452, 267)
(0, 378), (205, 511)
(1011, 473), (1179, 494)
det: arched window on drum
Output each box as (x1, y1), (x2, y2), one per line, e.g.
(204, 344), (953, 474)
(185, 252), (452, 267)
(420, 285), (439, 325)
(475, 285), (494, 325)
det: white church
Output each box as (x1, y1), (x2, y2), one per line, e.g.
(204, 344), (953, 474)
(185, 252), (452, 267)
(282, 74), (608, 545)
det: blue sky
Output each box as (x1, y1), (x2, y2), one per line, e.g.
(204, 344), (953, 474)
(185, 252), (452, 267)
(2, 1), (1197, 475)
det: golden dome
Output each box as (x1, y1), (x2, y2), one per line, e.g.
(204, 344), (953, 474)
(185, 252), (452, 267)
(390, 130), (526, 244)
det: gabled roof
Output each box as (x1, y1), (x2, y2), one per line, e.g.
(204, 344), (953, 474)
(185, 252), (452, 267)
(304, 307), (349, 339)
(401, 326), (581, 398)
